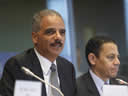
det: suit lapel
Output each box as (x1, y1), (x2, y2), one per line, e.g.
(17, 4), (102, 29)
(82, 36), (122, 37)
(56, 57), (65, 91)
(56, 57), (70, 96)
(30, 49), (44, 79)
(28, 48), (47, 96)
(87, 72), (100, 96)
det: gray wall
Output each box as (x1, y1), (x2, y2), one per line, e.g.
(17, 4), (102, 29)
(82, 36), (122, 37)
(0, 0), (46, 52)
(0, 0), (46, 77)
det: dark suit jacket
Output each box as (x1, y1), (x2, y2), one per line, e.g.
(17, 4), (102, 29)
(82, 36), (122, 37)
(76, 72), (124, 96)
(0, 48), (76, 96)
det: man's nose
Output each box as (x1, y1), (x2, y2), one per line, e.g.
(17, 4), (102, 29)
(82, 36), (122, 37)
(55, 31), (61, 39)
(114, 57), (120, 65)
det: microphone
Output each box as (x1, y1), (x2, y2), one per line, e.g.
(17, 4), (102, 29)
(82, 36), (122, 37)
(21, 66), (64, 96)
(116, 78), (128, 85)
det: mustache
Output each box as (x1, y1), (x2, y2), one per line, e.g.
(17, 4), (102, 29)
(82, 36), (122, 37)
(51, 40), (63, 47)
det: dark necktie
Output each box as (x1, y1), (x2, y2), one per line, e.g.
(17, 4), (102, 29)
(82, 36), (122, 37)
(50, 63), (60, 96)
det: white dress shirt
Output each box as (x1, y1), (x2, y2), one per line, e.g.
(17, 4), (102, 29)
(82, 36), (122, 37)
(89, 69), (109, 96)
(34, 48), (60, 96)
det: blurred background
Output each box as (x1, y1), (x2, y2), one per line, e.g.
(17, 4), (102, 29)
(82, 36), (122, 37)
(0, 0), (128, 78)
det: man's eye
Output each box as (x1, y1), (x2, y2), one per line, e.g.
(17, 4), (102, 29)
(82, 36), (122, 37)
(45, 29), (56, 35)
(107, 55), (114, 60)
(60, 29), (65, 35)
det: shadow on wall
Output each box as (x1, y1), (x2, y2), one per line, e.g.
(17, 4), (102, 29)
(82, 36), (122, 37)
(119, 64), (128, 78)
(0, 52), (19, 78)
(118, 56), (128, 78)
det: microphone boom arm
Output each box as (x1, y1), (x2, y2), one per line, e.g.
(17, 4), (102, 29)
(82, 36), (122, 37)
(21, 67), (64, 96)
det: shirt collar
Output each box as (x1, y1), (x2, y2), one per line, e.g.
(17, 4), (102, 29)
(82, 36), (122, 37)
(90, 69), (104, 89)
(34, 48), (56, 75)
(89, 69), (110, 90)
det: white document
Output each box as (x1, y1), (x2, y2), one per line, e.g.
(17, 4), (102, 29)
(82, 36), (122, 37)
(102, 85), (128, 96)
(14, 80), (42, 96)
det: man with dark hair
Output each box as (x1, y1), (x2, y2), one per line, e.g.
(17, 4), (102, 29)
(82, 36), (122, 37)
(76, 36), (123, 96)
(0, 9), (76, 96)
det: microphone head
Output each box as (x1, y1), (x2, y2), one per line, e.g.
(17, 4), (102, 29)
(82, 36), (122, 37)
(116, 78), (128, 85)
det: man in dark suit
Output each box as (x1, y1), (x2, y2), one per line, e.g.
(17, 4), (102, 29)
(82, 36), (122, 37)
(76, 36), (125, 96)
(0, 9), (76, 96)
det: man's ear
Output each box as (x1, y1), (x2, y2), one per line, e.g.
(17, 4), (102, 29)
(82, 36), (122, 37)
(32, 32), (38, 44)
(88, 53), (96, 66)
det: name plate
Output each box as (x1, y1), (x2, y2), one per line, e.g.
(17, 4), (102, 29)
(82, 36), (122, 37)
(102, 85), (128, 96)
(14, 80), (42, 96)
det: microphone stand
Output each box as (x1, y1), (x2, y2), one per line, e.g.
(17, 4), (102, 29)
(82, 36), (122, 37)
(21, 67), (64, 96)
